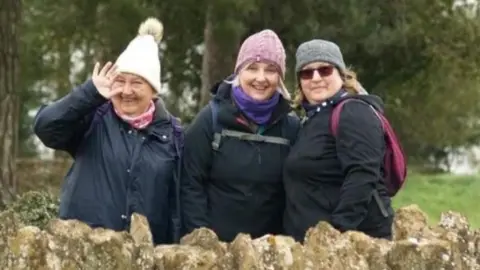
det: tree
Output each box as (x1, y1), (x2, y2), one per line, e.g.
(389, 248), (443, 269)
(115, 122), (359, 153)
(0, 0), (21, 205)
(199, 1), (246, 107)
(15, 0), (480, 172)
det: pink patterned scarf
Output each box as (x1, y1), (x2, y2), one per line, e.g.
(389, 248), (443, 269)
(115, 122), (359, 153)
(114, 100), (156, 129)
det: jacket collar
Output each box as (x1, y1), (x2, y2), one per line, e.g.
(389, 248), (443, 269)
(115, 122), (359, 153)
(151, 97), (171, 123)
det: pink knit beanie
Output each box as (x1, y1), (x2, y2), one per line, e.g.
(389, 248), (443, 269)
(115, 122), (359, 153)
(234, 29), (286, 78)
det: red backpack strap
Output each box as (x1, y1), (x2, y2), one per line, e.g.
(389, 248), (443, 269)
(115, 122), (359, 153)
(331, 99), (356, 136)
(330, 99), (346, 137)
(330, 99), (383, 137)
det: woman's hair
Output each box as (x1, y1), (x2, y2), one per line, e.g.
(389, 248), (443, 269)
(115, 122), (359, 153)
(292, 68), (363, 108)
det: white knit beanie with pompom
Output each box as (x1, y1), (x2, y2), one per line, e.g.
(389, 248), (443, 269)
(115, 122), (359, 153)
(115, 17), (164, 93)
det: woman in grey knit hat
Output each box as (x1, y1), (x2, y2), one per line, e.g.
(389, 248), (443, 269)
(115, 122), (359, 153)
(282, 39), (394, 242)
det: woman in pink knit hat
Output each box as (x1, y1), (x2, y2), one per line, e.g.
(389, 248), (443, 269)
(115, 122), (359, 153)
(181, 29), (300, 241)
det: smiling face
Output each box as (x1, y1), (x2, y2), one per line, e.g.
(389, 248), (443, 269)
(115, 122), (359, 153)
(111, 73), (155, 116)
(237, 61), (280, 101)
(298, 61), (344, 104)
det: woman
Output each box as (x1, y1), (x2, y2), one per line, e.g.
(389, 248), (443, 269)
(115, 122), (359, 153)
(181, 29), (300, 242)
(283, 39), (394, 242)
(33, 18), (183, 245)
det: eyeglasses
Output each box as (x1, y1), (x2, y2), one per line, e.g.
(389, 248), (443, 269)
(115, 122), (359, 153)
(298, 66), (334, 80)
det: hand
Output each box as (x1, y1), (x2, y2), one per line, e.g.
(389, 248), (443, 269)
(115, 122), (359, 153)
(92, 62), (122, 99)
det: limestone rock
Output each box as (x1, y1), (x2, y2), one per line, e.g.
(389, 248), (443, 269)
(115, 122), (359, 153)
(217, 233), (305, 269)
(304, 222), (369, 270)
(251, 234), (306, 269)
(0, 205), (478, 269)
(387, 238), (460, 270)
(393, 204), (429, 240)
(130, 213), (153, 246)
(180, 227), (226, 256)
(154, 244), (218, 269)
(0, 210), (23, 265)
(345, 231), (392, 270)
(226, 233), (260, 269)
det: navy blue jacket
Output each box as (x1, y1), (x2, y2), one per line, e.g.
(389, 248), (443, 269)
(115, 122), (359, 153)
(33, 80), (183, 244)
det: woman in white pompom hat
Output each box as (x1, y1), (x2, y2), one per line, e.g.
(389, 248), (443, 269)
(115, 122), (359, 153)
(33, 18), (184, 245)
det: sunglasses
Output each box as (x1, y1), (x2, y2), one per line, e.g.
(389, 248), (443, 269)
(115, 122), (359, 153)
(298, 66), (334, 80)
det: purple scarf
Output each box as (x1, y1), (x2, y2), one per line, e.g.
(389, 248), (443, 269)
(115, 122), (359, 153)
(232, 86), (280, 125)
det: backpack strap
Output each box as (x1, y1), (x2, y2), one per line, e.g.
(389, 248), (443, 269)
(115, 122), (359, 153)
(282, 112), (301, 146)
(330, 98), (389, 218)
(209, 100), (220, 133)
(210, 99), (293, 150)
(209, 100), (223, 150)
(169, 115), (184, 243)
(216, 129), (290, 145)
(330, 99), (383, 136)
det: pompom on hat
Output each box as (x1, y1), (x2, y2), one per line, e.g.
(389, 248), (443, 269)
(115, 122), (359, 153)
(115, 17), (164, 93)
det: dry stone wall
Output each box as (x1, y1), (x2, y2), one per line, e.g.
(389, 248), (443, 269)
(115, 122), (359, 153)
(0, 205), (479, 269)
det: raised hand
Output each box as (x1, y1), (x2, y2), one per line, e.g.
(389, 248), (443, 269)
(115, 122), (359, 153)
(92, 62), (122, 99)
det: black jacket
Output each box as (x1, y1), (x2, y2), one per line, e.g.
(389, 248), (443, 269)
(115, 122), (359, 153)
(180, 79), (300, 242)
(33, 80), (183, 245)
(283, 92), (394, 242)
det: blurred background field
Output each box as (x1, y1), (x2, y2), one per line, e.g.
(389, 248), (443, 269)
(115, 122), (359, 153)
(393, 173), (480, 228)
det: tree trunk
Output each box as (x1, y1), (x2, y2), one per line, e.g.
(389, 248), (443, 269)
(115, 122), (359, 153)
(0, 0), (21, 206)
(199, 3), (242, 107)
(199, 4), (215, 107)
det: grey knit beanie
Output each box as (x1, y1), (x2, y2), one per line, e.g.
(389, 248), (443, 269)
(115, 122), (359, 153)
(295, 39), (346, 73)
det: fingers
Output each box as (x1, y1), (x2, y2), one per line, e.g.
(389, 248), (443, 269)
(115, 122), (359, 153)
(99, 62), (113, 77)
(109, 72), (119, 83)
(108, 87), (123, 98)
(106, 64), (119, 81)
(93, 61), (116, 77)
(92, 62), (100, 76)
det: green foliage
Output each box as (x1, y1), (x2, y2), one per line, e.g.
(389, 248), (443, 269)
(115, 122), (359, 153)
(6, 191), (60, 229)
(393, 173), (480, 228)
(17, 0), (480, 170)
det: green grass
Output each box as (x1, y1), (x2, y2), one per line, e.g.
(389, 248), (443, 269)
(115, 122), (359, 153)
(392, 174), (480, 228)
